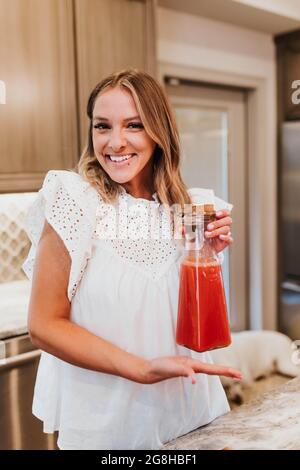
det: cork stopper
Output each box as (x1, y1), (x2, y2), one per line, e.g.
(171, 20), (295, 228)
(203, 204), (216, 230)
(190, 203), (215, 213)
(204, 204), (215, 213)
(191, 203), (204, 217)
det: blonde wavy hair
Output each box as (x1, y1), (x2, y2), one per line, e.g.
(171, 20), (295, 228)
(77, 68), (192, 206)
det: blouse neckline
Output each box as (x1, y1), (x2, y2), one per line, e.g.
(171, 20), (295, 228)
(118, 186), (159, 203)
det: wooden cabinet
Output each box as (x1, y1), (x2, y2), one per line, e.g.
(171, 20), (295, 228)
(0, 0), (78, 192)
(74, 0), (157, 150)
(0, 0), (157, 192)
(276, 31), (300, 122)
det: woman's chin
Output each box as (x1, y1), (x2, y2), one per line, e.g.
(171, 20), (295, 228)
(107, 172), (135, 184)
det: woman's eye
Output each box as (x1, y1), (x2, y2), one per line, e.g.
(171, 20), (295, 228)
(93, 123), (109, 130)
(93, 122), (144, 130)
(128, 122), (144, 129)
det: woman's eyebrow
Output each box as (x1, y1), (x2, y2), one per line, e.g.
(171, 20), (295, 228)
(93, 115), (141, 122)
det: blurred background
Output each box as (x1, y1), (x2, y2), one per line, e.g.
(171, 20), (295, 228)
(1, 0), (300, 449)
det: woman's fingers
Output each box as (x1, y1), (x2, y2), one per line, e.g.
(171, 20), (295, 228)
(191, 360), (242, 380)
(219, 232), (234, 243)
(148, 356), (242, 384)
(216, 210), (231, 219)
(205, 213), (232, 240)
(205, 225), (231, 238)
(208, 215), (232, 230)
(183, 367), (198, 384)
(178, 357), (242, 381)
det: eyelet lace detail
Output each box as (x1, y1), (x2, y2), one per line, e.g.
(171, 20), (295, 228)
(92, 191), (180, 280)
(23, 170), (100, 301)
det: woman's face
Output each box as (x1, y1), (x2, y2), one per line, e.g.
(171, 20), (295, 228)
(92, 87), (156, 191)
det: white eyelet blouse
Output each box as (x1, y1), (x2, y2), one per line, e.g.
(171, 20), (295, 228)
(23, 170), (233, 450)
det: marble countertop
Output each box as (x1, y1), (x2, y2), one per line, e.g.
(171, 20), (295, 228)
(163, 376), (300, 450)
(0, 280), (30, 340)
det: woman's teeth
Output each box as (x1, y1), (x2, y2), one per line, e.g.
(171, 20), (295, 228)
(107, 154), (136, 162)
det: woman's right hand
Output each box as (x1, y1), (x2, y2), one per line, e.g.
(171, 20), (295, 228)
(142, 355), (242, 385)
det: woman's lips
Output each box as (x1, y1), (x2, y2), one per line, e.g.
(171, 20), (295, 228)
(105, 154), (137, 167)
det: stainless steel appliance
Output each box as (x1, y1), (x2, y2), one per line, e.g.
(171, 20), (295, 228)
(0, 333), (57, 450)
(280, 122), (300, 339)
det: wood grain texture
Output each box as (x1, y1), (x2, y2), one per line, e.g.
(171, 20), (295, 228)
(0, 0), (158, 192)
(0, 0), (78, 188)
(74, 0), (157, 151)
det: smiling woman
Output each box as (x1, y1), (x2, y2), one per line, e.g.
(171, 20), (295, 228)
(78, 69), (191, 205)
(91, 87), (156, 198)
(23, 68), (237, 450)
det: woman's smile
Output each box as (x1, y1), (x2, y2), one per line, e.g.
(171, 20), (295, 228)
(105, 153), (137, 167)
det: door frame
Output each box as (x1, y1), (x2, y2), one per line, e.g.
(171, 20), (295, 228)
(159, 62), (277, 331)
(167, 86), (247, 331)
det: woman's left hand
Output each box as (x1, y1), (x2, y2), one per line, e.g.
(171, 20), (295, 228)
(205, 210), (233, 254)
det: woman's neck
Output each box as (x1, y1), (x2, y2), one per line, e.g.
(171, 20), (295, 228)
(122, 187), (155, 201)
(120, 181), (155, 201)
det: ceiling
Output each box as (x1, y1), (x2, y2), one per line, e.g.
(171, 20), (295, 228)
(158, 0), (300, 35)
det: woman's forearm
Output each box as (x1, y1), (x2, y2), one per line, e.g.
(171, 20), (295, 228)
(29, 318), (149, 383)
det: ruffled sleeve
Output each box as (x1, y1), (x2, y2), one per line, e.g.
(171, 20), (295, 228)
(22, 170), (99, 301)
(187, 188), (233, 212)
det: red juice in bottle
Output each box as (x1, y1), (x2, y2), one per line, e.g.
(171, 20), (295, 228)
(175, 203), (231, 352)
(176, 257), (231, 352)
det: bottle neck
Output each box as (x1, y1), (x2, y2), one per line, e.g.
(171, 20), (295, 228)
(184, 224), (204, 251)
(183, 211), (217, 260)
(184, 232), (216, 256)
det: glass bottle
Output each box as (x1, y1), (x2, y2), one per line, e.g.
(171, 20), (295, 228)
(176, 203), (231, 352)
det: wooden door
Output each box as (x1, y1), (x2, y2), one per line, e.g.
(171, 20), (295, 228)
(167, 82), (248, 331)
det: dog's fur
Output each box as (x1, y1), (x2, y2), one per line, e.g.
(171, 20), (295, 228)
(210, 330), (300, 404)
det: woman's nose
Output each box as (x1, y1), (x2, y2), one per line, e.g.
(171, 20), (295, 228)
(109, 129), (126, 151)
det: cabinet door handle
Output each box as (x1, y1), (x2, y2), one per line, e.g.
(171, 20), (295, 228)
(0, 349), (41, 371)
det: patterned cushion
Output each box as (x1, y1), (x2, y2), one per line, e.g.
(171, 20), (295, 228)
(0, 193), (37, 283)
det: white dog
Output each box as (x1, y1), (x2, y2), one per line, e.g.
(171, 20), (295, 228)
(210, 330), (300, 404)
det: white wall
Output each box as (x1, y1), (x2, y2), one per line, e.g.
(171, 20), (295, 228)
(157, 7), (275, 78)
(158, 0), (300, 34)
(157, 7), (277, 330)
(237, 0), (300, 19)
